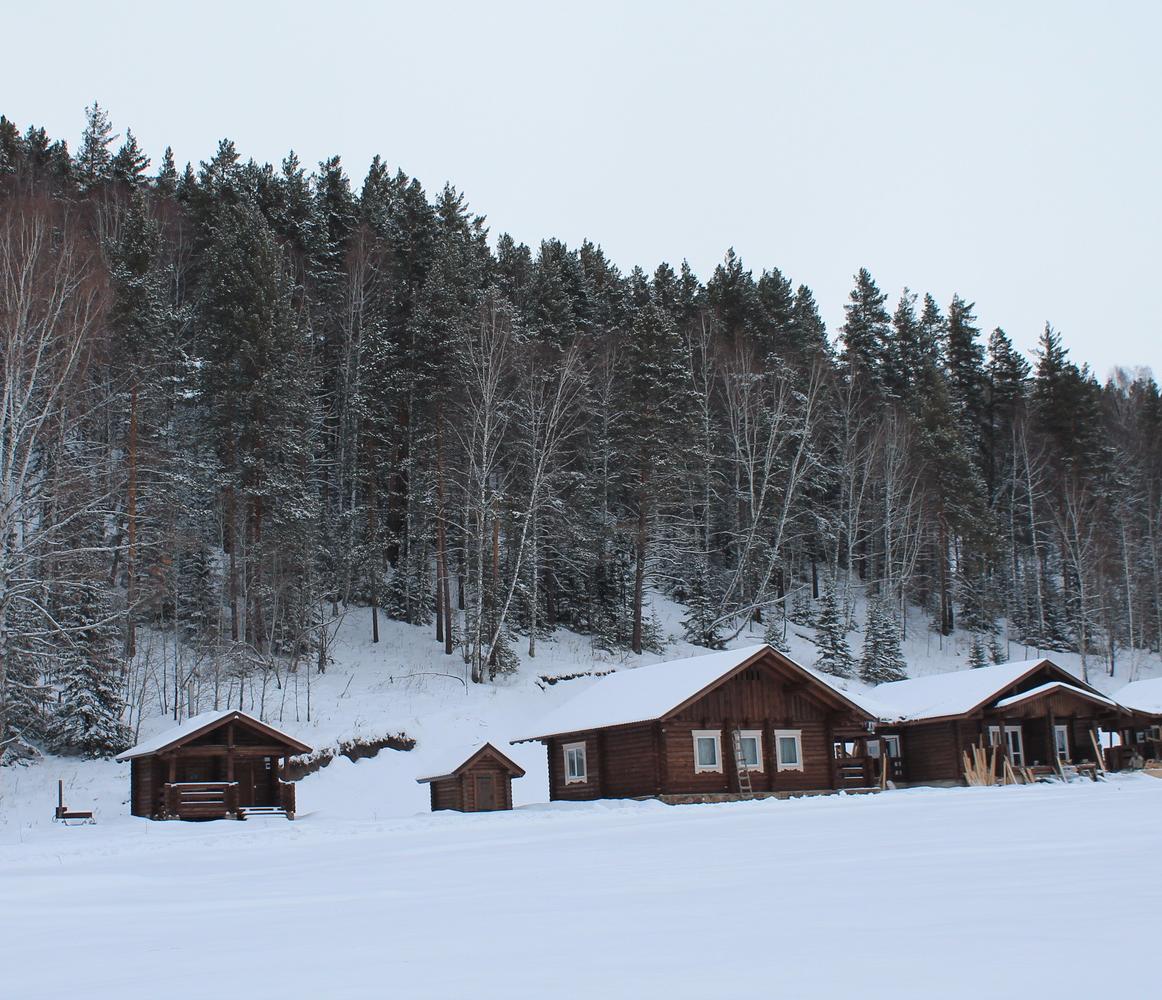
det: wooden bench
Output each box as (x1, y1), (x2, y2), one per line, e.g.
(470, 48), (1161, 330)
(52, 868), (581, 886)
(53, 780), (94, 824)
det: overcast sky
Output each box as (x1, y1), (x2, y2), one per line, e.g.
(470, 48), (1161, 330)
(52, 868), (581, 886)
(4, 1), (1158, 378)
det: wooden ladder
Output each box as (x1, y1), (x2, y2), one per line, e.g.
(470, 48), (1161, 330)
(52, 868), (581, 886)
(731, 730), (754, 800)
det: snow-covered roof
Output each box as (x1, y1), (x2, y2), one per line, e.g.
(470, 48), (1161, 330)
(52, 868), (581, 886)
(416, 742), (525, 783)
(993, 680), (1117, 711)
(115, 709), (310, 760)
(513, 644), (873, 742)
(869, 659), (1078, 723)
(1112, 677), (1162, 716)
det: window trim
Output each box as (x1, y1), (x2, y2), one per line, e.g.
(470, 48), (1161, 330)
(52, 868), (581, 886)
(692, 730), (723, 773)
(774, 729), (804, 772)
(883, 735), (902, 759)
(563, 741), (588, 784)
(736, 729), (764, 772)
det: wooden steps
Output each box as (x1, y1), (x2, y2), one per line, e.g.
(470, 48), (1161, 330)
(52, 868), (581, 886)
(237, 806), (290, 820)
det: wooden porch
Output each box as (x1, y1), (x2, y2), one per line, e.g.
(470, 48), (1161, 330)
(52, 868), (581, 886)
(161, 780), (297, 821)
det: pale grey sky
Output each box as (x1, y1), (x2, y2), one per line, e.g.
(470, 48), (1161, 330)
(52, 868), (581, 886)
(4, 0), (1158, 377)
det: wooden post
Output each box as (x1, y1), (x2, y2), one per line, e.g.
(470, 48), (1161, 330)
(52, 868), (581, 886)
(167, 753), (177, 784)
(226, 722), (235, 784)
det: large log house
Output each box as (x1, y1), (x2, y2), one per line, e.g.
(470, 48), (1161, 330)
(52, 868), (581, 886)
(513, 644), (881, 802)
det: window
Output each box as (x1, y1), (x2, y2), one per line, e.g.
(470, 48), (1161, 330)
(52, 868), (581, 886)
(736, 730), (763, 772)
(563, 742), (587, 784)
(985, 725), (1000, 746)
(866, 739), (881, 758)
(883, 735), (902, 759)
(692, 730), (722, 773)
(1054, 725), (1069, 762)
(774, 729), (804, 772)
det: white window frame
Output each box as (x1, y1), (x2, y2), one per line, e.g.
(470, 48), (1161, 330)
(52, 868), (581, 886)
(985, 725), (1000, 746)
(692, 730), (723, 773)
(883, 735), (902, 759)
(736, 729), (764, 772)
(1053, 725), (1070, 762)
(774, 729), (804, 772)
(563, 741), (588, 784)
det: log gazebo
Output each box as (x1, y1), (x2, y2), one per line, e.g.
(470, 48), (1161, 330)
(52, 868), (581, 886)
(117, 710), (311, 820)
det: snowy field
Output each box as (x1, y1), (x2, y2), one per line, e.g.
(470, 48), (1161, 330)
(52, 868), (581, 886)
(3, 776), (1160, 999)
(3, 599), (1162, 998)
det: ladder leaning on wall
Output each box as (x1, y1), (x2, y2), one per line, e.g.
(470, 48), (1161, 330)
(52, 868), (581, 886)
(731, 730), (754, 800)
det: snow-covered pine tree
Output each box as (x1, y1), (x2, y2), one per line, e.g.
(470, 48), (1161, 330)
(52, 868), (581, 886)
(789, 586), (815, 625)
(681, 562), (725, 649)
(968, 633), (988, 668)
(50, 582), (131, 757)
(813, 578), (853, 677)
(859, 595), (907, 683)
(763, 603), (790, 653)
(988, 635), (1007, 664)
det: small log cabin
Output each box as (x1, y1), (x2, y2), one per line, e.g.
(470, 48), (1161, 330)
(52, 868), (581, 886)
(512, 644), (878, 802)
(870, 659), (1130, 784)
(116, 710), (312, 820)
(416, 743), (526, 812)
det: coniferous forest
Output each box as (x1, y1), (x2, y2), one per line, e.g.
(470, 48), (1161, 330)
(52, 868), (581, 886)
(3, 104), (1161, 760)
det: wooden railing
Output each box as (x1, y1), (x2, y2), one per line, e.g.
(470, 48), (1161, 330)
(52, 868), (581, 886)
(163, 782), (238, 820)
(834, 758), (872, 788)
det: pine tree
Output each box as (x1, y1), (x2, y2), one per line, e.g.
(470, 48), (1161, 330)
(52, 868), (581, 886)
(50, 583), (131, 757)
(681, 562), (725, 649)
(859, 595), (907, 683)
(76, 101), (117, 190)
(813, 578), (853, 677)
(155, 146), (178, 195)
(763, 603), (790, 653)
(110, 128), (150, 185)
(967, 633), (988, 668)
(839, 268), (891, 397)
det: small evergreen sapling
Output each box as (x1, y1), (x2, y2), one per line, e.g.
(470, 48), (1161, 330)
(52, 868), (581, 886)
(968, 634), (988, 668)
(813, 579), (854, 678)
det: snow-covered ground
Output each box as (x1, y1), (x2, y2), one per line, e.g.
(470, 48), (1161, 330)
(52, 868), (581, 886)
(3, 596), (1161, 998)
(3, 776), (1160, 999)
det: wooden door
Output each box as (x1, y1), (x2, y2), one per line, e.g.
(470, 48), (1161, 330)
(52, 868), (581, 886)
(475, 774), (496, 811)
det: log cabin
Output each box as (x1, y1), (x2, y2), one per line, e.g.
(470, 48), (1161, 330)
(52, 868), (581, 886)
(512, 644), (879, 802)
(1108, 677), (1162, 768)
(417, 742), (526, 812)
(869, 658), (1130, 784)
(116, 710), (311, 820)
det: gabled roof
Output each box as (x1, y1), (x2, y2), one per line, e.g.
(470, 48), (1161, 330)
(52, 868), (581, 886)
(512, 644), (874, 743)
(993, 680), (1118, 712)
(115, 710), (312, 761)
(416, 742), (526, 784)
(870, 658), (1107, 724)
(1112, 677), (1162, 717)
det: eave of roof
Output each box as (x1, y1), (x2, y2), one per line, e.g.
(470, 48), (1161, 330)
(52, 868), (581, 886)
(115, 710), (312, 760)
(416, 742), (526, 783)
(992, 680), (1120, 712)
(512, 644), (875, 744)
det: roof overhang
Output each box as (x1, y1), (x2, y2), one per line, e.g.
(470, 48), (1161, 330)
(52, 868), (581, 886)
(116, 710), (312, 760)
(513, 645), (876, 744)
(417, 743), (527, 783)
